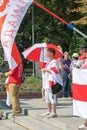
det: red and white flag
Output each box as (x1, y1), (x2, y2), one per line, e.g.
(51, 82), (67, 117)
(0, 0), (33, 69)
(76, 53), (87, 68)
(6, 42), (22, 106)
(73, 68), (87, 118)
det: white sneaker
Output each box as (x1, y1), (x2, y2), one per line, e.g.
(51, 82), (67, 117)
(79, 124), (87, 129)
(42, 97), (45, 101)
(9, 113), (20, 118)
(47, 112), (57, 118)
(8, 114), (15, 118)
(42, 112), (51, 117)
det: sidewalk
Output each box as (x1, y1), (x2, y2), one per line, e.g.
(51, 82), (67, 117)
(0, 98), (84, 130)
(0, 120), (27, 130)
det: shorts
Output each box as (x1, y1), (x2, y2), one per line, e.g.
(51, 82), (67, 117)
(45, 89), (57, 104)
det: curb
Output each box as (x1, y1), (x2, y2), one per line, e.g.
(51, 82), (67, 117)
(0, 92), (42, 99)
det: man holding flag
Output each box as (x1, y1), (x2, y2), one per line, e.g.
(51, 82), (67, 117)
(5, 62), (23, 116)
(0, 0), (33, 117)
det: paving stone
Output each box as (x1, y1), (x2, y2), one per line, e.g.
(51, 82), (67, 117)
(0, 119), (27, 130)
(9, 115), (59, 130)
(0, 98), (85, 130)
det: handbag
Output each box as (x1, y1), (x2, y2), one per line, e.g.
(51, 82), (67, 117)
(51, 82), (62, 94)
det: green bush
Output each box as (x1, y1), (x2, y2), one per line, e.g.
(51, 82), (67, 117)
(21, 76), (42, 92)
(0, 76), (42, 92)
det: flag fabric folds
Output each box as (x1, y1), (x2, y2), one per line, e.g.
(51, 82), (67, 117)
(72, 68), (87, 118)
(76, 53), (87, 68)
(5, 42), (22, 106)
(0, 0), (33, 69)
(11, 42), (22, 67)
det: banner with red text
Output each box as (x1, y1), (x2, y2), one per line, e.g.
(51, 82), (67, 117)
(0, 0), (33, 69)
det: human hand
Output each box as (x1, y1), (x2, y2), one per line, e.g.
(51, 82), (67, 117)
(4, 72), (9, 77)
(64, 64), (68, 69)
(4, 70), (13, 77)
(41, 68), (47, 73)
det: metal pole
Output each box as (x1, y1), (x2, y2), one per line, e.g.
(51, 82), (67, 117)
(32, 3), (36, 75)
(34, 1), (87, 38)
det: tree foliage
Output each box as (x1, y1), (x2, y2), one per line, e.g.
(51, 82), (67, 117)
(72, 0), (87, 25)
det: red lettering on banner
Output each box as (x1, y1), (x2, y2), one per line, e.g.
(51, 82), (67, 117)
(4, 30), (16, 38)
(19, 0), (26, 4)
(17, 5), (24, 12)
(11, 9), (21, 19)
(8, 21), (17, 28)
(3, 40), (10, 48)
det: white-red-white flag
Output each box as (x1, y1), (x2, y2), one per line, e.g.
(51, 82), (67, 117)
(72, 68), (87, 118)
(6, 42), (22, 106)
(76, 53), (87, 68)
(0, 0), (33, 69)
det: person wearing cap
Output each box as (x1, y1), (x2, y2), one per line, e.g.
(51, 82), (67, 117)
(68, 53), (79, 80)
(72, 53), (79, 60)
(76, 45), (87, 68)
(71, 53), (79, 69)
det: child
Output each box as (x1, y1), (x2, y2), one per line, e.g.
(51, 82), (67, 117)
(42, 48), (63, 118)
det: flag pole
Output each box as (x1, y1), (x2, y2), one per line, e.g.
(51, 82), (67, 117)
(32, 3), (36, 75)
(34, 1), (87, 39)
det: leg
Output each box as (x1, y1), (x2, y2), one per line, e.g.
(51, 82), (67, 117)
(45, 89), (51, 112)
(42, 72), (45, 100)
(48, 93), (57, 118)
(79, 119), (87, 129)
(52, 104), (56, 113)
(47, 103), (51, 112)
(85, 119), (87, 126)
(51, 94), (57, 113)
(42, 89), (51, 116)
(62, 72), (68, 97)
(9, 83), (20, 115)
(42, 88), (45, 97)
(42, 88), (45, 100)
(67, 78), (72, 97)
(16, 86), (21, 113)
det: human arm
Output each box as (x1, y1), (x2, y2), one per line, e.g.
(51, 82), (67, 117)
(41, 68), (51, 73)
(5, 70), (13, 77)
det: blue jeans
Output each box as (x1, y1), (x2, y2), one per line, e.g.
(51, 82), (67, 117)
(62, 72), (71, 96)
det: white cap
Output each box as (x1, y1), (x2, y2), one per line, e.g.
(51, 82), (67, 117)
(72, 53), (79, 58)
